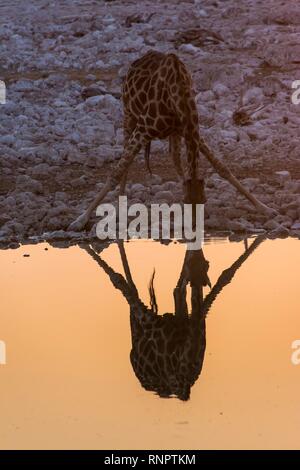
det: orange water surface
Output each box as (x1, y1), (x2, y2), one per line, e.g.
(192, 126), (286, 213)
(0, 238), (299, 449)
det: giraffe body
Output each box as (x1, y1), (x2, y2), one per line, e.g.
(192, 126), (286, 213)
(118, 50), (205, 202)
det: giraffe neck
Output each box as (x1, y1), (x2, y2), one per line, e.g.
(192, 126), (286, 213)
(165, 53), (201, 180)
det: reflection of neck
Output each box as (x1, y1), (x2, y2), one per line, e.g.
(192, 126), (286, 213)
(174, 249), (210, 318)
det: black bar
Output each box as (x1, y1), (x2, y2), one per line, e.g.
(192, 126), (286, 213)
(0, 450), (299, 465)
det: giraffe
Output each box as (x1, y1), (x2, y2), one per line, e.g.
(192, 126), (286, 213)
(83, 234), (265, 400)
(69, 50), (276, 231)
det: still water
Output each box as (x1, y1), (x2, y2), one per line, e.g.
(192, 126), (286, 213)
(0, 237), (299, 449)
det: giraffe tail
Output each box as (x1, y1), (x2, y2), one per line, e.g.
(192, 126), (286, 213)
(144, 141), (152, 174)
(148, 268), (158, 314)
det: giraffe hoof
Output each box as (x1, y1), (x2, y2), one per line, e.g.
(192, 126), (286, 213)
(68, 214), (89, 232)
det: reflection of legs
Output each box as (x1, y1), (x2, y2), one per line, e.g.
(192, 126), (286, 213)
(117, 241), (139, 297)
(202, 234), (266, 314)
(169, 134), (183, 180)
(68, 126), (149, 231)
(173, 249), (189, 318)
(81, 244), (140, 305)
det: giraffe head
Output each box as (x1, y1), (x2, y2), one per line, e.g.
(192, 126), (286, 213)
(183, 177), (206, 204)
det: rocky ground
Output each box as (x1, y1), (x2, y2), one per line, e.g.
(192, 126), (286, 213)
(1, 0), (300, 248)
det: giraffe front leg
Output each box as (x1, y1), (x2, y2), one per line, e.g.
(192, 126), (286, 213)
(198, 137), (278, 216)
(68, 179), (113, 232)
(68, 127), (148, 232)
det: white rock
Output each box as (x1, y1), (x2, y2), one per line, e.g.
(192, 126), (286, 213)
(242, 178), (260, 191)
(95, 59), (106, 68)
(242, 87), (264, 105)
(220, 129), (238, 141)
(13, 80), (35, 92)
(102, 14), (115, 25)
(69, 131), (81, 144)
(275, 171), (291, 185)
(53, 99), (69, 107)
(179, 43), (202, 55)
(213, 83), (230, 98)
(196, 90), (215, 103)
(0, 135), (15, 146)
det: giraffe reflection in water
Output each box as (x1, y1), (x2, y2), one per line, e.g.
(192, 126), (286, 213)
(83, 235), (265, 401)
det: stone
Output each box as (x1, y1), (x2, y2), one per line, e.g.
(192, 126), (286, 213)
(154, 191), (175, 203)
(179, 44), (202, 55)
(226, 220), (248, 231)
(268, 225), (290, 238)
(0, 135), (15, 146)
(284, 180), (300, 193)
(71, 175), (88, 189)
(162, 181), (178, 191)
(275, 171), (291, 185)
(196, 90), (215, 102)
(205, 215), (221, 229)
(291, 230), (300, 238)
(30, 163), (51, 179)
(242, 178), (260, 191)
(213, 83), (230, 98)
(131, 183), (145, 193)
(242, 87), (264, 105)
(220, 129), (238, 142)
(263, 219), (279, 230)
(0, 214), (11, 226)
(16, 175), (43, 194)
